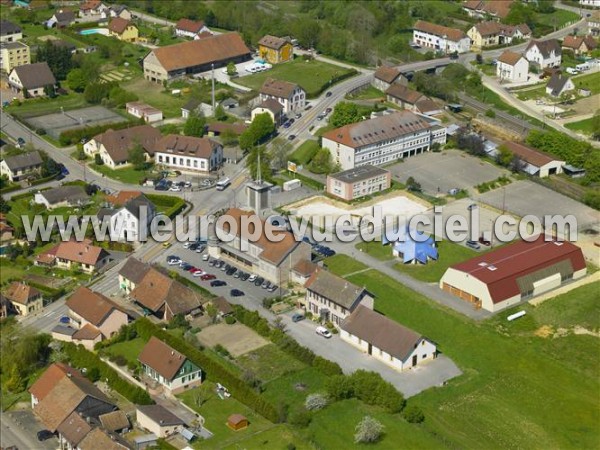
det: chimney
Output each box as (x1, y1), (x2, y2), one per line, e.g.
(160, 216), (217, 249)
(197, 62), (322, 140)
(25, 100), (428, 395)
(171, 351), (174, 356)
(86, 416), (91, 424)
(67, 373), (72, 378)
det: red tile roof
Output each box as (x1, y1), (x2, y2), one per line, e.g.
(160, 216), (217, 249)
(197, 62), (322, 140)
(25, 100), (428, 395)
(175, 18), (206, 34)
(108, 17), (132, 34)
(42, 239), (110, 267)
(258, 35), (290, 50)
(498, 50), (525, 66)
(66, 286), (125, 328)
(105, 190), (142, 206)
(450, 235), (586, 304)
(29, 363), (83, 402)
(260, 78), (301, 99)
(154, 135), (221, 159)
(3, 282), (41, 305)
(385, 84), (424, 105)
(502, 141), (562, 167)
(414, 20), (467, 42)
(138, 336), (189, 380)
(374, 66), (401, 84)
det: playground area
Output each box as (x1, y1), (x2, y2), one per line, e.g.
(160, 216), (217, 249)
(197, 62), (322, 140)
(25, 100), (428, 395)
(26, 106), (127, 139)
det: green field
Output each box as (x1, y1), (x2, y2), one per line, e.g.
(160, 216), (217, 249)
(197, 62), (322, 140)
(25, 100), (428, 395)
(6, 93), (88, 119)
(103, 338), (145, 365)
(325, 254), (600, 449)
(346, 85), (385, 100)
(89, 163), (150, 184)
(235, 58), (356, 97)
(573, 71), (600, 95)
(236, 344), (306, 383)
(565, 116), (597, 136)
(289, 140), (320, 165)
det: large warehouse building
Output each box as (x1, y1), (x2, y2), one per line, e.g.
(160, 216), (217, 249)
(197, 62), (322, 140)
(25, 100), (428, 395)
(439, 236), (587, 312)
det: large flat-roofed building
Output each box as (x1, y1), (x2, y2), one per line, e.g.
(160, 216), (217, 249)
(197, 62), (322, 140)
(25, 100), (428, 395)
(143, 32), (252, 83)
(439, 236), (587, 312)
(326, 165), (391, 201)
(322, 111), (446, 170)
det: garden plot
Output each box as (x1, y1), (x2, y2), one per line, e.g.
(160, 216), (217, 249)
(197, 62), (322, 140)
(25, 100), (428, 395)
(196, 323), (269, 357)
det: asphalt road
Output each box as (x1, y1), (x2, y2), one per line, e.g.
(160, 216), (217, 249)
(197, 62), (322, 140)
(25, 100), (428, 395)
(0, 411), (56, 450)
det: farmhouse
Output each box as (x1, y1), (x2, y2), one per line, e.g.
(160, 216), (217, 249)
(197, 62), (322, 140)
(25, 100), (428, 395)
(304, 267), (374, 327)
(35, 239), (111, 274)
(502, 141), (565, 177)
(467, 21), (531, 49)
(83, 125), (162, 169)
(175, 18), (211, 39)
(385, 84), (439, 114)
(496, 50), (529, 83)
(463, 0), (514, 20)
(258, 35), (293, 64)
(3, 282), (42, 316)
(412, 20), (470, 54)
(321, 111), (446, 170)
(211, 207), (312, 285)
(372, 65), (407, 92)
(8, 61), (56, 97)
(525, 39), (562, 69)
(0, 20), (22, 43)
(136, 405), (185, 438)
(108, 17), (138, 42)
(259, 78), (306, 114)
(34, 185), (90, 210)
(143, 33), (251, 83)
(545, 73), (575, 97)
(154, 135), (223, 173)
(562, 35), (597, 55)
(340, 306), (437, 371)
(326, 165), (391, 201)
(138, 336), (203, 394)
(0, 151), (43, 181)
(440, 236), (587, 312)
(1, 41), (31, 73)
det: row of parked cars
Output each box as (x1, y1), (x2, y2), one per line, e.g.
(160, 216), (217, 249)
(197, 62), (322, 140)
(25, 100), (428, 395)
(208, 258), (280, 292)
(302, 237), (336, 257)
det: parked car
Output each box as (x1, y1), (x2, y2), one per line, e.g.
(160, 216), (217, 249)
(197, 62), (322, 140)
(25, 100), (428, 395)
(240, 272), (250, 281)
(233, 270), (242, 278)
(268, 284), (278, 292)
(192, 270), (205, 277)
(59, 316), (70, 324)
(16, 137), (26, 148)
(37, 430), (54, 441)
(202, 254), (210, 261)
(167, 256), (181, 265)
(226, 267), (237, 276)
(189, 243), (199, 251)
(201, 273), (216, 281)
(169, 185), (182, 192)
(261, 280), (271, 289)
(325, 107), (332, 114)
(315, 326), (332, 338)
(304, 104), (312, 111)
(211, 280), (227, 287)
(288, 134), (296, 141)
(180, 263), (193, 270)
(196, 244), (206, 253)
(248, 274), (257, 282)
(466, 240), (481, 250)
(230, 289), (245, 297)
(292, 313), (305, 322)
(295, 113), (302, 119)
(254, 276), (265, 286)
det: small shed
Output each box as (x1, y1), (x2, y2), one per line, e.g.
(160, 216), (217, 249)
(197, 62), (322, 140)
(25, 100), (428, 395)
(227, 414), (248, 431)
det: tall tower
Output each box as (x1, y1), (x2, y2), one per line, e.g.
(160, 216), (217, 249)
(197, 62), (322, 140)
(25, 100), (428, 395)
(246, 152), (272, 215)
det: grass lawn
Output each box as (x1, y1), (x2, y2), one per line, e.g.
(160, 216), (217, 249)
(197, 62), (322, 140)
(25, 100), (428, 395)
(355, 241), (394, 261)
(346, 85), (385, 101)
(289, 140), (320, 165)
(573, 71), (600, 95)
(121, 78), (189, 118)
(534, 9), (580, 28)
(323, 254), (371, 277)
(393, 240), (480, 282)
(235, 58), (356, 97)
(89, 163), (150, 184)
(261, 366), (328, 410)
(514, 83), (547, 101)
(103, 338), (145, 365)
(222, 424), (310, 450)
(565, 116), (597, 135)
(178, 382), (275, 449)
(7, 93), (88, 119)
(327, 254), (600, 449)
(236, 344), (306, 383)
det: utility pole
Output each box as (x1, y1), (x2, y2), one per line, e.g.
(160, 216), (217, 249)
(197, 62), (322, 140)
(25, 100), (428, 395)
(211, 63), (215, 116)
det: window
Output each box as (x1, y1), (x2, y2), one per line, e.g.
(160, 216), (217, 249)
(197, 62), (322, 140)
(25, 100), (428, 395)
(422, 354), (427, 359)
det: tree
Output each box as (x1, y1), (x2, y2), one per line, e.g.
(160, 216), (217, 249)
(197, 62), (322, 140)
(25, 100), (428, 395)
(240, 113), (275, 150)
(94, 154), (103, 165)
(330, 102), (362, 128)
(406, 176), (422, 192)
(476, 53), (483, 65)
(402, 404), (425, 423)
(66, 68), (87, 92)
(226, 61), (237, 76)
(35, 40), (75, 80)
(214, 104), (227, 121)
(495, 145), (513, 167)
(354, 416), (384, 443)
(246, 146), (272, 181)
(308, 147), (333, 174)
(273, 316), (287, 333)
(305, 393), (328, 411)
(220, 128), (238, 147)
(205, 303), (218, 324)
(84, 81), (114, 104)
(194, 387), (212, 408)
(129, 143), (146, 170)
(270, 138), (292, 170)
(592, 111), (600, 141)
(0, 195), (10, 214)
(509, 155), (525, 173)
(184, 115), (206, 137)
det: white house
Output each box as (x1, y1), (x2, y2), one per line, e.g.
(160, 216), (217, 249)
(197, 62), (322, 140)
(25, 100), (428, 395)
(175, 18), (211, 39)
(259, 78), (306, 114)
(125, 101), (163, 123)
(412, 20), (471, 54)
(8, 62), (56, 97)
(0, 151), (43, 181)
(154, 135), (223, 173)
(340, 306), (437, 371)
(0, 20), (22, 43)
(580, 0), (600, 7)
(525, 39), (562, 69)
(502, 141), (565, 177)
(545, 73), (575, 97)
(34, 185), (90, 210)
(79, 0), (108, 18)
(321, 111), (446, 170)
(136, 405), (184, 439)
(304, 267), (374, 327)
(138, 336), (203, 394)
(496, 50), (529, 83)
(251, 98), (284, 126)
(98, 194), (156, 242)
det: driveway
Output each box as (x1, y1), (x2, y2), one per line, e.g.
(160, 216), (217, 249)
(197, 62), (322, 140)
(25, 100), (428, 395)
(0, 410), (57, 450)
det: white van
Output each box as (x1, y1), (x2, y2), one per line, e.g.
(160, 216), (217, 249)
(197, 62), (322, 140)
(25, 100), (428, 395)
(566, 67), (579, 75)
(575, 63), (590, 72)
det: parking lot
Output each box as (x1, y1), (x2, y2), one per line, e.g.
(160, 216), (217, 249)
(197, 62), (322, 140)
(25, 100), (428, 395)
(476, 180), (599, 232)
(389, 150), (508, 195)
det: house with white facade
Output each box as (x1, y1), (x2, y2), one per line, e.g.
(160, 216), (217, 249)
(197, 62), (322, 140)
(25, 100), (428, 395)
(0, 151), (43, 181)
(259, 78), (306, 114)
(251, 98), (284, 126)
(496, 50), (529, 83)
(340, 306), (437, 371)
(97, 193), (156, 242)
(34, 185), (90, 210)
(412, 20), (471, 54)
(468, 21), (531, 50)
(525, 39), (562, 69)
(502, 141), (565, 177)
(580, 0), (600, 7)
(8, 62), (56, 97)
(79, 0), (108, 18)
(372, 65), (407, 92)
(83, 125), (161, 169)
(0, 20), (22, 43)
(174, 18), (212, 39)
(154, 135), (223, 173)
(138, 336), (203, 394)
(35, 239), (110, 274)
(304, 267), (374, 327)
(3, 282), (43, 317)
(322, 110), (446, 170)
(126, 101), (163, 123)
(546, 73), (575, 97)
(136, 405), (185, 439)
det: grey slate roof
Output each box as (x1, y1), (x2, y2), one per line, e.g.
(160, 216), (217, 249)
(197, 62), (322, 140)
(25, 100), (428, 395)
(329, 165), (389, 184)
(341, 306), (425, 361)
(119, 257), (151, 284)
(12, 62), (56, 89)
(39, 185), (90, 206)
(546, 73), (571, 96)
(123, 195), (154, 220)
(0, 20), (21, 36)
(2, 151), (43, 171)
(304, 267), (368, 309)
(136, 405), (184, 427)
(182, 98), (201, 112)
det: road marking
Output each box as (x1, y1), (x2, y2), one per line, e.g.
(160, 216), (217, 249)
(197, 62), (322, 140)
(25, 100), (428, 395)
(196, 208), (208, 217)
(141, 243), (164, 263)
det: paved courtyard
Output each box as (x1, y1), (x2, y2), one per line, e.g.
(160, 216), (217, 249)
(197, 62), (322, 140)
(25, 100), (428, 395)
(389, 150), (508, 195)
(476, 180), (599, 232)
(196, 323), (269, 357)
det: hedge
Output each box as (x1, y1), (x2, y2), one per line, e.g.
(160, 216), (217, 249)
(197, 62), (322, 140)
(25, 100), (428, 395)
(28, 281), (65, 302)
(30, 172), (60, 186)
(58, 120), (135, 146)
(133, 318), (279, 423)
(146, 194), (187, 219)
(0, 185), (21, 195)
(62, 342), (154, 405)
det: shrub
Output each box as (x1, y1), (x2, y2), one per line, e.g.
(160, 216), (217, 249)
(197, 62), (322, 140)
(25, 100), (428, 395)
(94, 154), (103, 165)
(224, 316), (236, 325)
(113, 354), (128, 366)
(326, 375), (355, 400)
(214, 344), (231, 358)
(312, 356), (342, 376)
(289, 408), (312, 427)
(305, 393), (328, 411)
(403, 404), (425, 424)
(354, 416), (384, 443)
(485, 109), (496, 118)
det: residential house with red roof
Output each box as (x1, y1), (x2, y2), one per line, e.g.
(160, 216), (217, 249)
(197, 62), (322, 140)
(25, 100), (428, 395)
(258, 35), (293, 64)
(440, 236), (587, 312)
(79, 0), (107, 18)
(259, 78), (306, 114)
(212, 208), (312, 285)
(138, 336), (203, 393)
(108, 17), (138, 42)
(372, 65), (408, 92)
(463, 0), (514, 20)
(2, 281), (43, 316)
(412, 20), (471, 54)
(496, 50), (529, 83)
(174, 18), (211, 39)
(35, 239), (111, 274)
(143, 33), (251, 83)
(562, 35), (597, 55)
(341, 306), (437, 371)
(525, 39), (562, 69)
(468, 21), (531, 49)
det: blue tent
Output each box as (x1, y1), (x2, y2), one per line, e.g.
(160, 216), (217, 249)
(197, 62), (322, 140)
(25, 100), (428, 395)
(383, 226), (438, 265)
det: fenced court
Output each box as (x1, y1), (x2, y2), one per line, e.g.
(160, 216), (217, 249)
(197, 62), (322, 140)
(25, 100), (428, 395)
(196, 323), (269, 357)
(26, 106), (127, 139)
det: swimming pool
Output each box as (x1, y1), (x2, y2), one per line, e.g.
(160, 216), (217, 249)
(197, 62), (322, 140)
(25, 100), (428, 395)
(79, 28), (109, 36)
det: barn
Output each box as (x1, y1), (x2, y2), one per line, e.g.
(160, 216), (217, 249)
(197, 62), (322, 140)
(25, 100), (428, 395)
(439, 236), (586, 312)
